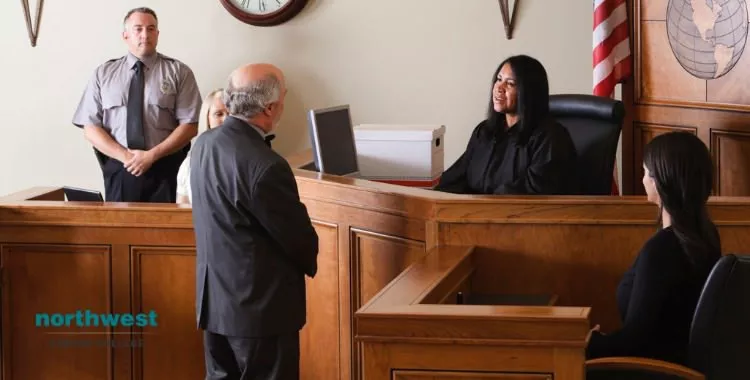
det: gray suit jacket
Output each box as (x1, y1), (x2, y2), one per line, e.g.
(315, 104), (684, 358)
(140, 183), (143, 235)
(190, 116), (319, 337)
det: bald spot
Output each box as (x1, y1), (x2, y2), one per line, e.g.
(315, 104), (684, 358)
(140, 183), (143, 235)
(229, 63), (285, 88)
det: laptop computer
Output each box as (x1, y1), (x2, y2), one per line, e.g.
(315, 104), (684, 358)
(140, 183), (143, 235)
(306, 104), (361, 177)
(62, 186), (104, 202)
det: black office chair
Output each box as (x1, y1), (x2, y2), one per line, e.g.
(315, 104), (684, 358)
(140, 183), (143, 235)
(586, 253), (750, 380)
(549, 94), (625, 195)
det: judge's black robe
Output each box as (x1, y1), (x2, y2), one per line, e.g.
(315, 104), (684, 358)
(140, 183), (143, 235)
(435, 117), (578, 195)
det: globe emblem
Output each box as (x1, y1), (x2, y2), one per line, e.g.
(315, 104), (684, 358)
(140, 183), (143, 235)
(667, 0), (748, 79)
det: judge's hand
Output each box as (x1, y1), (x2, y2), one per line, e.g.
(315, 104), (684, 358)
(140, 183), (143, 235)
(125, 150), (156, 177)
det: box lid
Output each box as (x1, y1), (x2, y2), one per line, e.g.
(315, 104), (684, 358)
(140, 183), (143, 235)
(353, 124), (446, 141)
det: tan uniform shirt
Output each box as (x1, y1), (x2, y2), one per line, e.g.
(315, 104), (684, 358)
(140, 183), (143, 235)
(72, 52), (202, 149)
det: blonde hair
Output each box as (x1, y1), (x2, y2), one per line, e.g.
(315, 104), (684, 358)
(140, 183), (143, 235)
(197, 88), (225, 136)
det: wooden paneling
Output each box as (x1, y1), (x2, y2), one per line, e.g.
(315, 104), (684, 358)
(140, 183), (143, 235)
(1, 244), (111, 380)
(640, 0), (667, 21)
(707, 45), (750, 106)
(444, 224), (651, 332)
(623, 0), (750, 195)
(131, 246), (201, 380)
(393, 369), (551, 379)
(0, 182), (428, 380)
(300, 222), (340, 380)
(5, 179), (750, 380)
(635, 2), (750, 111)
(434, 197), (750, 332)
(632, 122), (697, 195)
(351, 230), (426, 308)
(357, 246), (589, 380)
(712, 130), (750, 196)
(640, 22), (706, 104)
(350, 229), (426, 380)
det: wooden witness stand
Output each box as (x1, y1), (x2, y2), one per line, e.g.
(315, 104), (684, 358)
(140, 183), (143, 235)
(1, 149), (750, 379)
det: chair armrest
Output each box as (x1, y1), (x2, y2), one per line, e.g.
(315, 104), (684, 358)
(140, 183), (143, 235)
(586, 357), (704, 380)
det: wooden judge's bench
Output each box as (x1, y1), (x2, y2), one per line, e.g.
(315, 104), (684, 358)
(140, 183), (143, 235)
(1, 150), (749, 380)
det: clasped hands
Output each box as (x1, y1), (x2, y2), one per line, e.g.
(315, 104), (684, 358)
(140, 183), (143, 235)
(124, 149), (156, 177)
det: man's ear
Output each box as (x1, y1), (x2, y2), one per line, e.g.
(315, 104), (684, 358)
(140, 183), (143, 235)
(263, 102), (277, 116)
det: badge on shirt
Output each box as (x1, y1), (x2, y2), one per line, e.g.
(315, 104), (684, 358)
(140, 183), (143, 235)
(160, 80), (176, 95)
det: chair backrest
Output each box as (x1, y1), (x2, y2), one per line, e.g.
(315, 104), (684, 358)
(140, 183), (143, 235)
(549, 94), (625, 195)
(689, 253), (750, 379)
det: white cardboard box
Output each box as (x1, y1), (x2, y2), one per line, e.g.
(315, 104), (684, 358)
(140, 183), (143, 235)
(353, 124), (445, 187)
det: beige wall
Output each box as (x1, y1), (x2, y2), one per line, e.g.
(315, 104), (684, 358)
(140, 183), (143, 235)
(0, 0), (593, 196)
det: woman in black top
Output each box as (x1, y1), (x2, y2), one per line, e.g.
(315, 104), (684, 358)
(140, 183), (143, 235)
(434, 55), (577, 195)
(587, 132), (721, 365)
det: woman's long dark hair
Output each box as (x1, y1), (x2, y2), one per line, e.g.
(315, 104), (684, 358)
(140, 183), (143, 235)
(643, 132), (721, 269)
(485, 55), (550, 145)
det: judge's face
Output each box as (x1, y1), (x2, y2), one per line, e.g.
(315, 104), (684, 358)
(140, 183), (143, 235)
(492, 63), (518, 114)
(207, 95), (228, 129)
(642, 165), (660, 205)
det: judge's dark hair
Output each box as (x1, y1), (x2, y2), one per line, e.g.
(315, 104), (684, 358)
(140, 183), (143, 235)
(485, 55), (550, 145)
(643, 131), (721, 269)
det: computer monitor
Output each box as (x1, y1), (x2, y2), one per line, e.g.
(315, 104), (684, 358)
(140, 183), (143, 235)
(63, 186), (104, 202)
(306, 105), (360, 176)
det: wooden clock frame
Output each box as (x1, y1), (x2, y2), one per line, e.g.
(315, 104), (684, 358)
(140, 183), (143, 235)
(219, 0), (309, 26)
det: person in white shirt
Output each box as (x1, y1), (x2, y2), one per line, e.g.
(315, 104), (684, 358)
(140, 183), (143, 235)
(176, 89), (227, 204)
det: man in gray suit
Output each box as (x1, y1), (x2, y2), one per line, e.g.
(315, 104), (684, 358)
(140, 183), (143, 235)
(190, 63), (319, 380)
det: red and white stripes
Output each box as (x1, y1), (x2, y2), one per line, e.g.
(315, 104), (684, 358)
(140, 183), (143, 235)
(593, 0), (632, 98)
(593, 0), (631, 195)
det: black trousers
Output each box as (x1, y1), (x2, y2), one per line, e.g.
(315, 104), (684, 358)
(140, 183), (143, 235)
(98, 148), (186, 203)
(203, 331), (300, 380)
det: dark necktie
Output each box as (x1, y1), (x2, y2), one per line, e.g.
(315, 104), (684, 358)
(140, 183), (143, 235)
(126, 61), (146, 150)
(264, 134), (275, 147)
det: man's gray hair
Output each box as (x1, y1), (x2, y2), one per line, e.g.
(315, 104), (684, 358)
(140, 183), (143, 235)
(223, 74), (281, 119)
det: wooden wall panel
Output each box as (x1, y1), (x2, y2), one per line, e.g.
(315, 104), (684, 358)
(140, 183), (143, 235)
(636, 0), (750, 110)
(393, 369), (551, 379)
(0, 244), (111, 380)
(712, 130), (750, 196)
(300, 222), (340, 380)
(624, 0), (750, 194)
(707, 45), (750, 106)
(361, 342), (579, 380)
(351, 230), (426, 308)
(640, 0), (667, 21)
(640, 22), (706, 104)
(349, 229), (426, 380)
(131, 246), (201, 380)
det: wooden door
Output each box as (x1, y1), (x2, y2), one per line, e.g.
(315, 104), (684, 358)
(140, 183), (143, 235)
(623, 0), (750, 195)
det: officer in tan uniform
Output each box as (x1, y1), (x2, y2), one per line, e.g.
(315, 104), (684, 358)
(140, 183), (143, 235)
(72, 7), (202, 203)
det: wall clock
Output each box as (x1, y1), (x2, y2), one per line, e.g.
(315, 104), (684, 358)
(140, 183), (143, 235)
(219, 0), (308, 27)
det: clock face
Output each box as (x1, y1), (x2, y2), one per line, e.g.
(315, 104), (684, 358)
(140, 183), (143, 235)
(230, 0), (291, 15)
(220, 0), (307, 26)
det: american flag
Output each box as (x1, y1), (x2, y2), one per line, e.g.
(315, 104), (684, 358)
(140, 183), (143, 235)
(593, 0), (631, 195)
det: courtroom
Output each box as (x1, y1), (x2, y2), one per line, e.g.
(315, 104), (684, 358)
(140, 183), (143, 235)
(0, 1), (748, 380)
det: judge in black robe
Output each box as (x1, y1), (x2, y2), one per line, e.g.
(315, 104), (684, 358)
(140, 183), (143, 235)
(435, 55), (578, 195)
